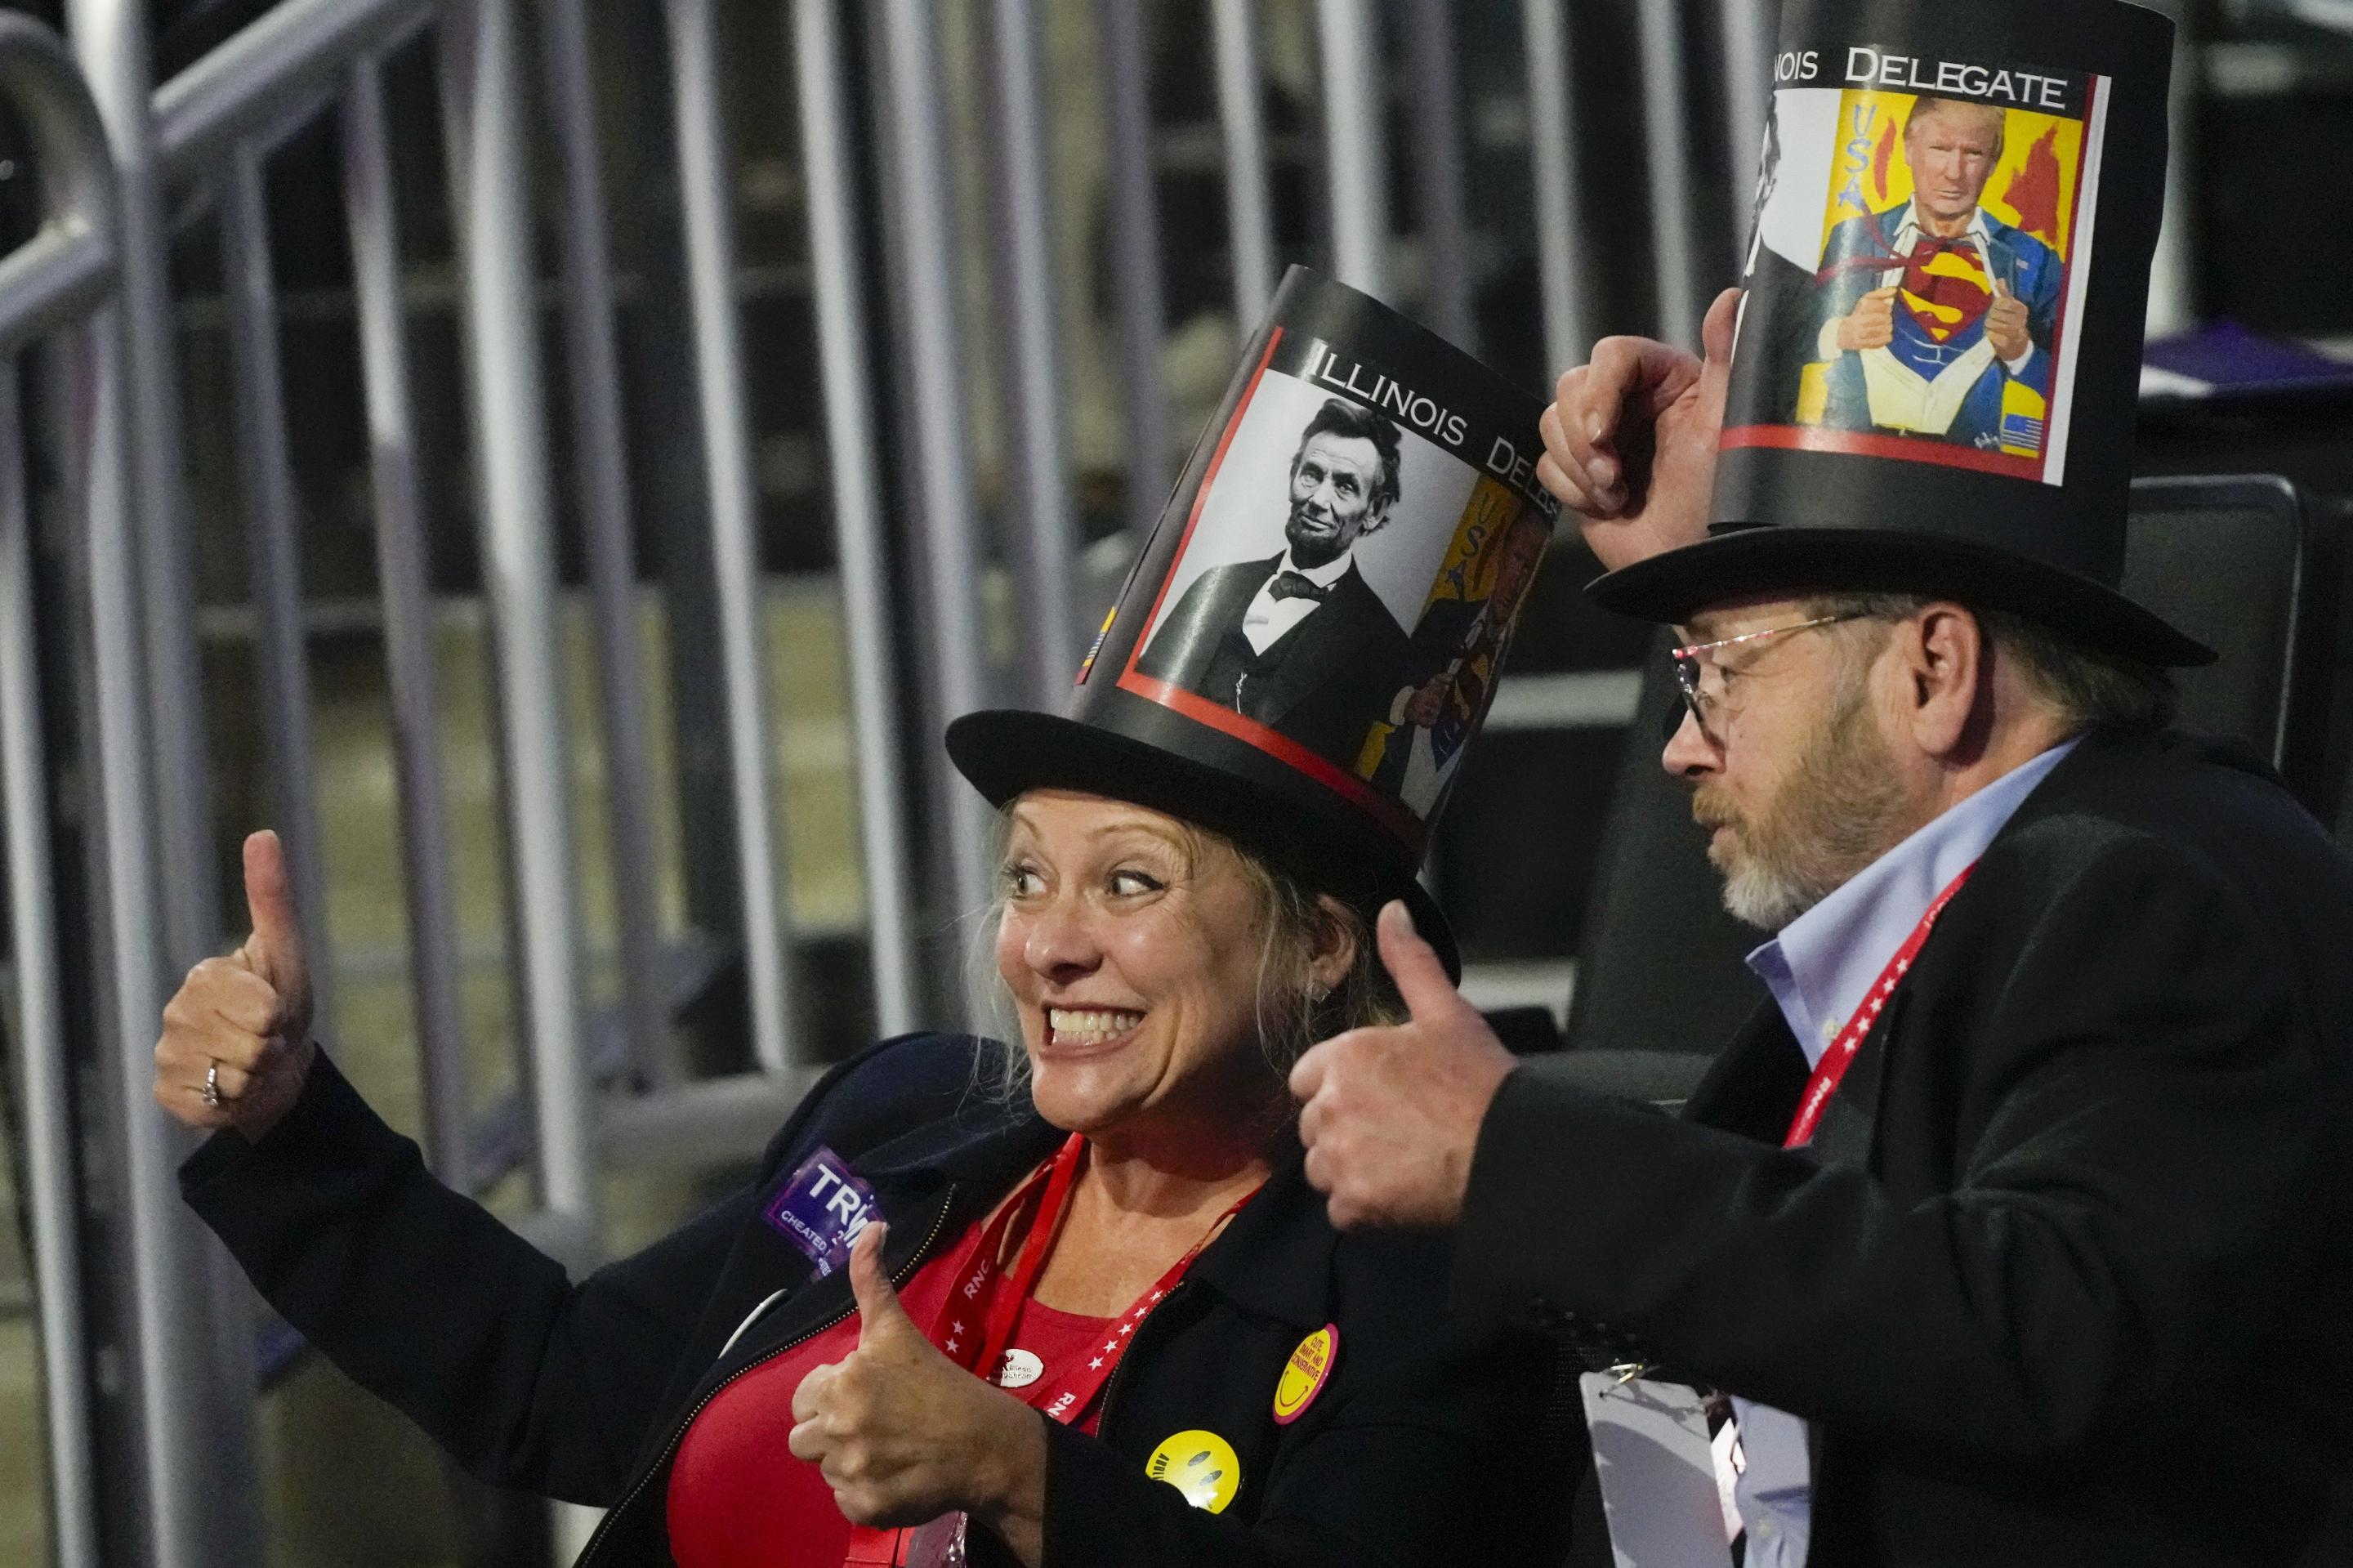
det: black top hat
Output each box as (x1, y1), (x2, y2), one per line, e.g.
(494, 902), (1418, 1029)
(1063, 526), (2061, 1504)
(949, 269), (1560, 980)
(1590, 0), (2212, 668)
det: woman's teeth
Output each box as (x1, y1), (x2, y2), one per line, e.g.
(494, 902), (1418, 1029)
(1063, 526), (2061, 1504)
(1047, 1007), (1144, 1042)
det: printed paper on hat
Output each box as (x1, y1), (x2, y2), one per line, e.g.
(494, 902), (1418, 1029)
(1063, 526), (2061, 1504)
(1727, 42), (2107, 483)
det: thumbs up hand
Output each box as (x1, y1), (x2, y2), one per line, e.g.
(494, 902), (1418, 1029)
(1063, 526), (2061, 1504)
(1290, 902), (1518, 1231)
(153, 830), (319, 1140)
(789, 1224), (1048, 1552)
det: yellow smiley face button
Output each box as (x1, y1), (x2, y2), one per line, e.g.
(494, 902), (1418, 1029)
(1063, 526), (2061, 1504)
(1272, 1324), (1338, 1426)
(1145, 1430), (1242, 1514)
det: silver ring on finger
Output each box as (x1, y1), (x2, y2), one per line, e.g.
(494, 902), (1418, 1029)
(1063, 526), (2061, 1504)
(201, 1061), (221, 1109)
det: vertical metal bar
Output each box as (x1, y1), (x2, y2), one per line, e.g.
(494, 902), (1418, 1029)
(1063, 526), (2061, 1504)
(1315, 0), (1388, 299)
(1095, 0), (1172, 538)
(341, 56), (473, 1180)
(537, 0), (678, 1084)
(64, 7), (264, 1566)
(788, 0), (919, 1036)
(221, 143), (337, 1036)
(435, 0), (597, 1218)
(0, 363), (100, 1568)
(663, 0), (796, 1074)
(1635, 0), (1701, 345)
(1719, 0), (1775, 252)
(67, 0), (217, 981)
(1524, 0), (1592, 373)
(1210, 0), (1275, 328)
(874, 0), (998, 931)
(984, 0), (1079, 703)
(2146, 3), (2196, 337)
(1402, 0), (1471, 346)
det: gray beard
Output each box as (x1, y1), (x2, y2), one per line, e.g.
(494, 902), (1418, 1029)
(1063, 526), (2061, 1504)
(1707, 663), (1913, 931)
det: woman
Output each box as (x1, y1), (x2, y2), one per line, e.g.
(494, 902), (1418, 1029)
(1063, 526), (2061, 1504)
(159, 270), (1581, 1566)
(159, 800), (1576, 1568)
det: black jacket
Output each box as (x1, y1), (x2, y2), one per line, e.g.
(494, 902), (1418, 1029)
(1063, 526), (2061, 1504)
(184, 1031), (1585, 1566)
(1458, 731), (2353, 1566)
(1136, 556), (1413, 767)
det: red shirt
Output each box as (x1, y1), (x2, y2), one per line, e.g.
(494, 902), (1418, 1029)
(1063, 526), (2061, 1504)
(667, 1221), (1114, 1568)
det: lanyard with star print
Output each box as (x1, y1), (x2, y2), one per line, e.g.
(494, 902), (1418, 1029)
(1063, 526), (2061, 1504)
(1783, 864), (1976, 1150)
(842, 1133), (1257, 1566)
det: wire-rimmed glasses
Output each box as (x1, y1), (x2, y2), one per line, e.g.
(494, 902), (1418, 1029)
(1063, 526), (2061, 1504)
(1669, 614), (1859, 742)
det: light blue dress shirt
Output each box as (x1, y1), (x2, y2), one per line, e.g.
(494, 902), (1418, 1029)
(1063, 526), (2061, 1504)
(1728, 739), (2076, 1566)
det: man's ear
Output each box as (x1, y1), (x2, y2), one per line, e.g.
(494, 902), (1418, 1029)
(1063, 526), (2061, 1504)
(1899, 603), (1988, 759)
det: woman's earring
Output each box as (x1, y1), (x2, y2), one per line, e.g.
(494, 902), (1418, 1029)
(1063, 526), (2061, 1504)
(1307, 981), (1332, 1004)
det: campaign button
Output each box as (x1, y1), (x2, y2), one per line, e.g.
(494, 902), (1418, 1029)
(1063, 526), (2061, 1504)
(1272, 1324), (1338, 1425)
(998, 1348), (1043, 1389)
(1145, 1431), (1241, 1514)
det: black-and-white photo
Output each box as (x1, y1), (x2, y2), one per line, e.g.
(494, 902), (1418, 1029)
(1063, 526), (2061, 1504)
(1133, 373), (1477, 771)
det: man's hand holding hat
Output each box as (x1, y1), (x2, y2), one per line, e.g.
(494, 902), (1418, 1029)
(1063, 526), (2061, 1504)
(1292, 902), (1517, 1230)
(1536, 286), (1740, 574)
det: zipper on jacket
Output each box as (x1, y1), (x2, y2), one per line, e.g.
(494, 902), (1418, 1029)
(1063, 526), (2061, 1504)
(572, 1185), (961, 1567)
(1092, 1278), (1190, 1439)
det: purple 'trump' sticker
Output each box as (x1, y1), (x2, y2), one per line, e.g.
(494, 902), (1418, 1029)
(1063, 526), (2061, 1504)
(764, 1145), (878, 1277)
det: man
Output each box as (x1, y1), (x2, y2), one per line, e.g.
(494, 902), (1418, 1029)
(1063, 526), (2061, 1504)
(1137, 397), (1416, 768)
(1289, 284), (2353, 1563)
(1812, 96), (2061, 450)
(1370, 513), (1550, 815)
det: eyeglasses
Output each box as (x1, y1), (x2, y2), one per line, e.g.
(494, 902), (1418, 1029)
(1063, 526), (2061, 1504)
(1669, 614), (1859, 743)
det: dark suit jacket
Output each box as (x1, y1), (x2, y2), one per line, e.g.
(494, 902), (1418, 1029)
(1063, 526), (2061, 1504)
(1456, 731), (2353, 1566)
(1137, 555), (1413, 769)
(184, 1034), (1587, 1567)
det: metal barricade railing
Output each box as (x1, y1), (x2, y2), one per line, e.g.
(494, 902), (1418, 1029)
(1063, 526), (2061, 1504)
(0, 0), (927, 1561)
(0, 26), (119, 1568)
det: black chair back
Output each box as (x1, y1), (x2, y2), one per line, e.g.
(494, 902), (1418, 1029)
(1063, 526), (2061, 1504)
(2120, 476), (2336, 802)
(1559, 474), (2333, 1079)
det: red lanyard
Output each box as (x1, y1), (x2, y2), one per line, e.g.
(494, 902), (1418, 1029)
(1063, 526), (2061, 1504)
(843, 1135), (1256, 1566)
(1783, 864), (1975, 1149)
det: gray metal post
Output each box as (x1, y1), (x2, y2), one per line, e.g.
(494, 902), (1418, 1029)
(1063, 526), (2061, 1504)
(1315, 0), (1388, 299)
(1635, 0), (1701, 345)
(788, 0), (920, 1037)
(663, 0), (797, 1074)
(1524, 0), (1592, 374)
(0, 355), (100, 1568)
(2146, 1), (2197, 337)
(1720, 0), (1775, 251)
(1403, 0), (1471, 346)
(874, 0), (999, 932)
(435, 0), (598, 1219)
(59, 7), (265, 1566)
(221, 143), (338, 1038)
(69, 0), (217, 989)
(341, 56), (475, 1180)
(537, 0), (678, 1085)
(1210, 0), (1276, 330)
(984, 0), (1081, 703)
(1095, 0), (1172, 539)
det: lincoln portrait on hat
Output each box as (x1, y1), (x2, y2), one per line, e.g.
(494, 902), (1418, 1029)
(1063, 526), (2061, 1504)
(1285, 4), (2353, 1559)
(1811, 94), (2061, 448)
(1136, 395), (1417, 769)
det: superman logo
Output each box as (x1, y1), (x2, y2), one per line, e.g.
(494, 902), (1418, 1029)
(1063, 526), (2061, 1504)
(1898, 241), (1992, 344)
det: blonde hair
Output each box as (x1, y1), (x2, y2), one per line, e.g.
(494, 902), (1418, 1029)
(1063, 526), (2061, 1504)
(973, 806), (1403, 1108)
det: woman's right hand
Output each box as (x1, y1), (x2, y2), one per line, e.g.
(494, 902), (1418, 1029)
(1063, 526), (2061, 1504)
(154, 829), (317, 1142)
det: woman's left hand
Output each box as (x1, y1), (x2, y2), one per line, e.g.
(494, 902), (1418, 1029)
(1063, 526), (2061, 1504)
(790, 1224), (1048, 1556)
